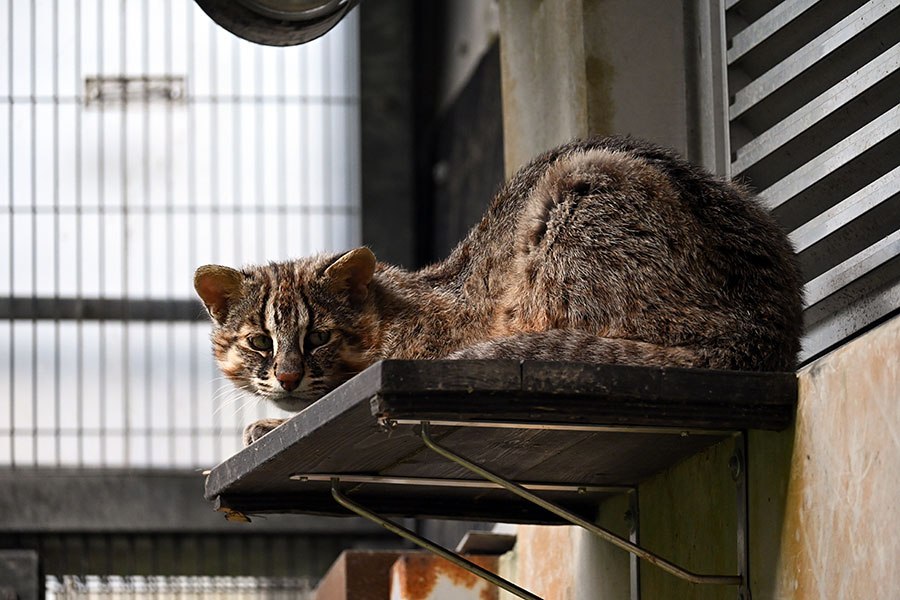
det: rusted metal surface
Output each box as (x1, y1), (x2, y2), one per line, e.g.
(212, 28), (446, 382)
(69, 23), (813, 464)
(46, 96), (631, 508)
(390, 554), (499, 600)
(331, 479), (541, 600)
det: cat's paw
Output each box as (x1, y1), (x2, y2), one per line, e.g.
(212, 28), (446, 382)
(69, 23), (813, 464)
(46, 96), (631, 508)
(242, 418), (287, 447)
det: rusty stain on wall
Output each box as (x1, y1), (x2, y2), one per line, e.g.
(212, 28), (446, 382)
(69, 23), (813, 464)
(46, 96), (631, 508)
(498, 526), (577, 600)
(391, 553), (499, 600)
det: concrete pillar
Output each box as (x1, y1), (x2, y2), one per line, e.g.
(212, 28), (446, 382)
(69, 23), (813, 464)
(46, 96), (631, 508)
(497, 0), (704, 176)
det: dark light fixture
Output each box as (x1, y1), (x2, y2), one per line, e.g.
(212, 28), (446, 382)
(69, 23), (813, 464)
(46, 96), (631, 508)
(195, 0), (359, 46)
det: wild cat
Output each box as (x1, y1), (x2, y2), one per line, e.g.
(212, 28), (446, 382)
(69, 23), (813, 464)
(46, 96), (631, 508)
(194, 136), (803, 445)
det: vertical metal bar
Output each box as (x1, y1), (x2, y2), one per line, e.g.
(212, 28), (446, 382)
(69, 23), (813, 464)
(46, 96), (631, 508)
(345, 15), (357, 245)
(150, 534), (159, 582)
(232, 35), (243, 435)
(98, 0), (107, 467)
(60, 532), (70, 586)
(209, 14), (222, 462)
(120, 0), (131, 468)
(53, 0), (61, 467)
(734, 432), (751, 600)
(75, 0), (84, 468)
(628, 488), (641, 600)
(331, 478), (543, 600)
(322, 28), (333, 250)
(186, 0), (199, 468)
(300, 46), (309, 256)
(7, 0), (16, 469)
(263, 531), (274, 578)
(79, 533), (88, 590)
(277, 49), (286, 259)
(30, 0), (38, 468)
(254, 42), (263, 262)
(232, 36), (241, 263)
(254, 41), (265, 423)
(141, 0), (151, 468)
(165, 0), (175, 467)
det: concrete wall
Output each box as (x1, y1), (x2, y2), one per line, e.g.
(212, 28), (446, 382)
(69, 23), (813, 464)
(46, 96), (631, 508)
(499, 315), (900, 599)
(486, 2), (898, 597)
(758, 316), (900, 598)
(498, 0), (696, 177)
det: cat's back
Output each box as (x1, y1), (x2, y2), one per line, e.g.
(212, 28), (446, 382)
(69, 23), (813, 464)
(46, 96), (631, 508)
(444, 136), (803, 371)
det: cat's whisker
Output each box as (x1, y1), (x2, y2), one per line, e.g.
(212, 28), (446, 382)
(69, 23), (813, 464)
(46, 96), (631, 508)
(212, 387), (253, 417)
(211, 387), (243, 405)
(231, 395), (261, 417)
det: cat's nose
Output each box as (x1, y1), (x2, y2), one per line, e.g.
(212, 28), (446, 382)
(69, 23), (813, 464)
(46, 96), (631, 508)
(276, 372), (301, 391)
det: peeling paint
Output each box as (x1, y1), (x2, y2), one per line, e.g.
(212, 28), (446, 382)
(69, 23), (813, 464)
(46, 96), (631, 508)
(390, 554), (498, 600)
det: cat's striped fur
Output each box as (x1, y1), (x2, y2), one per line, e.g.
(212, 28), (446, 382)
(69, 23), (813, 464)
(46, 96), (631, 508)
(195, 137), (803, 445)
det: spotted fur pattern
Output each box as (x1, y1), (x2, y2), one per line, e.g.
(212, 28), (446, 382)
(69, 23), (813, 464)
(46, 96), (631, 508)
(197, 137), (803, 436)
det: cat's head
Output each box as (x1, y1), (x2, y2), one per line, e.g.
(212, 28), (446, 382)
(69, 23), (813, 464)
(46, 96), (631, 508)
(194, 248), (379, 412)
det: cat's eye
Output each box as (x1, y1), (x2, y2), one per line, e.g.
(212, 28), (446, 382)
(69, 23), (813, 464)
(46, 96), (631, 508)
(306, 329), (331, 348)
(248, 334), (273, 351)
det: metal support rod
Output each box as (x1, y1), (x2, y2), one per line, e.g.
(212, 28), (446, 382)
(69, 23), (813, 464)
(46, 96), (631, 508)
(420, 422), (743, 586)
(330, 478), (543, 600)
(627, 488), (641, 600)
(734, 432), (752, 600)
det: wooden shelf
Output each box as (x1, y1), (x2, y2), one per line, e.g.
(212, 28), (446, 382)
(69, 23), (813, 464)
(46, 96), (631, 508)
(205, 360), (797, 524)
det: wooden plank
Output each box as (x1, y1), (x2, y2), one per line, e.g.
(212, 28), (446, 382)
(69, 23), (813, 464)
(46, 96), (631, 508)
(206, 360), (798, 523)
(381, 426), (595, 483)
(517, 431), (729, 486)
(205, 363), (385, 498)
(376, 359), (523, 393)
(375, 395), (794, 431)
(521, 361), (796, 405)
(216, 484), (612, 524)
(373, 362), (796, 431)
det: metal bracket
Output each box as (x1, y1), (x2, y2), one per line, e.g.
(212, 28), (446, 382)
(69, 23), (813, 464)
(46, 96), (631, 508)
(419, 422), (742, 586)
(325, 420), (752, 599)
(330, 478), (543, 600)
(627, 488), (641, 600)
(733, 431), (752, 600)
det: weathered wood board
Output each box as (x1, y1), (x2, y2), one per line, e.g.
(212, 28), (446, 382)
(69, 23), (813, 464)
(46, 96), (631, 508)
(205, 360), (796, 524)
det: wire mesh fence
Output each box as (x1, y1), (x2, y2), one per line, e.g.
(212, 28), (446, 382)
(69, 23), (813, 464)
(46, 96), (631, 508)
(1, 0), (361, 470)
(46, 575), (316, 600)
(4, 529), (398, 596)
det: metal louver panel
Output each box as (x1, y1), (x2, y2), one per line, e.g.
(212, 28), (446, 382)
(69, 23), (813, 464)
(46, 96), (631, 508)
(726, 0), (900, 363)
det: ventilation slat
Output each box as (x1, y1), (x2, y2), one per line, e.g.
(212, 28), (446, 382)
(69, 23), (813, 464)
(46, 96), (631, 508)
(804, 229), (900, 309)
(727, 0), (820, 65)
(760, 104), (900, 212)
(800, 279), (900, 361)
(733, 43), (900, 176)
(729, 0), (897, 120)
(727, 0), (899, 362)
(790, 166), (900, 254)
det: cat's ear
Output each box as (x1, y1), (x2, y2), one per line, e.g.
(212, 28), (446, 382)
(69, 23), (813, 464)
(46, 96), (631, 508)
(323, 247), (376, 303)
(194, 265), (245, 325)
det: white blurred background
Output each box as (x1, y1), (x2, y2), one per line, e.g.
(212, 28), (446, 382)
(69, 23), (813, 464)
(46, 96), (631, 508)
(0, 0), (361, 469)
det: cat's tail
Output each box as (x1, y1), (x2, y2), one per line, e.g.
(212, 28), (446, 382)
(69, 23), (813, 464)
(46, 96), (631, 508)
(446, 329), (708, 369)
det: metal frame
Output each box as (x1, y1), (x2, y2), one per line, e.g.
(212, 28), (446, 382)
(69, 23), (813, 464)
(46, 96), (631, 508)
(292, 473), (629, 494)
(320, 420), (752, 600)
(330, 480), (542, 600)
